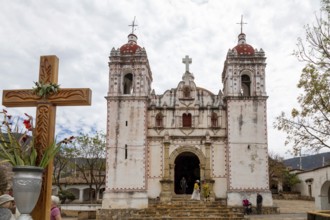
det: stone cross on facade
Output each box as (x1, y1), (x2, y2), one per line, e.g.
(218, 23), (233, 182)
(237, 15), (247, 33)
(182, 55), (192, 72)
(2, 55), (92, 220)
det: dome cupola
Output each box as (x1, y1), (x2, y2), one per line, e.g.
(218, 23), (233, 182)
(120, 33), (141, 54)
(233, 32), (255, 56)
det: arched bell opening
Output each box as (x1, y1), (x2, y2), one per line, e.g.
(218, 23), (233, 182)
(241, 74), (251, 96)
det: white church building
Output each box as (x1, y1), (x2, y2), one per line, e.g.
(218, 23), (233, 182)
(102, 26), (273, 209)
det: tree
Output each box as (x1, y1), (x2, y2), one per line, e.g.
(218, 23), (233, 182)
(274, 0), (330, 155)
(282, 170), (301, 192)
(53, 137), (78, 203)
(72, 131), (106, 202)
(53, 137), (76, 191)
(268, 153), (286, 192)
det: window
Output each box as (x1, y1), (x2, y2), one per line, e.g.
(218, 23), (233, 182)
(155, 113), (163, 127)
(183, 86), (190, 98)
(125, 144), (128, 159)
(123, 73), (133, 94)
(241, 74), (251, 96)
(182, 113), (192, 127)
(211, 112), (218, 127)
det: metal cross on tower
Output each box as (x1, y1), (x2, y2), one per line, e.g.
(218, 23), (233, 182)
(237, 15), (247, 33)
(129, 16), (138, 34)
(182, 55), (192, 72)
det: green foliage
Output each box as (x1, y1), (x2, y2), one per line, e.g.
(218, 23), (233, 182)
(283, 170), (301, 192)
(32, 81), (60, 98)
(53, 143), (76, 189)
(268, 153), (290, 193)
(58, 190), (76, 204)
(268, 153), (286, 181)
(72, 131), (106, 201)
(52, 132), (105, 202)
(0, 111), (62, 168)
(274, 0), (330, 155)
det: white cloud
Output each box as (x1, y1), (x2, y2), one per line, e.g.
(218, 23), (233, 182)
(0, 0), (322, 158)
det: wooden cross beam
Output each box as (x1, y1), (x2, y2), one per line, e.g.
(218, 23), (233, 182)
(2, 55), (92, 220)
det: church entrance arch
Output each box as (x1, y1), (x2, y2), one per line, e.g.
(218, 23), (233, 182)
(174, 152), (200, 194)
(169, 146), (206, 195)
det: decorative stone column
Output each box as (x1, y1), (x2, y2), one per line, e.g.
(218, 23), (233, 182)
(160, 140), (173, 203)
(79, 188), (84, 202)
(204, 135), (215, 201)
(204, 143), (211, 179)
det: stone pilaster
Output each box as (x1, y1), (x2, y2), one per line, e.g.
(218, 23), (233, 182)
(204, 143), (211, 179)
(160, 141), (172, 203)
(204, 142), (215, 201)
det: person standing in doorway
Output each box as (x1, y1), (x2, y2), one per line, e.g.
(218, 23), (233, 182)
(256, 193), (263, 214)
(180, 177), (187, 194)
(201, 180), (210, 201)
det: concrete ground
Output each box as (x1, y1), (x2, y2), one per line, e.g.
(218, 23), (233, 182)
(63, 199), (316, 220)
(245, 199), (316, 220)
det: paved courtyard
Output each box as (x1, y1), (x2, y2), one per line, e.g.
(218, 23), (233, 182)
(246, 199), (316, 220)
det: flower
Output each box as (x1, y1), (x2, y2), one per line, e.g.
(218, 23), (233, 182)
(0, 110), (65, 168)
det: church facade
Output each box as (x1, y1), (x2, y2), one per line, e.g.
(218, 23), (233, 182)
(102, 29), (273, 209)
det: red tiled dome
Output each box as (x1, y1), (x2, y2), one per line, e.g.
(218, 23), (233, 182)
(120, 43), (141, 54)
(232, 33), (255, 56)
(233, 44), (255, 55)
(120, 33), (141, 54)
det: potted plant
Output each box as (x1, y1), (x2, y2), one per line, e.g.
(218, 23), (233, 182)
(0, 81), (61, 168)
(0, 108), (70, 220)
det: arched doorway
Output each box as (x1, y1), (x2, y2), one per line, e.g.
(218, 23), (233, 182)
(319, 181), (330, 210)
(174, 152), (200, 194)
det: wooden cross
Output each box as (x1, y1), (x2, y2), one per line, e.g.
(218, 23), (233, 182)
(182, 55), (192, 72)
(2, 55), (92, 220)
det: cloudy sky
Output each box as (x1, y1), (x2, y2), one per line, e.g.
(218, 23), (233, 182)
(0, 0), (322, 158)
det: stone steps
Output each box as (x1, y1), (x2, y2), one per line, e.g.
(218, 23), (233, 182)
(128, 217), (244, 220)
(128, 196), (244, 220)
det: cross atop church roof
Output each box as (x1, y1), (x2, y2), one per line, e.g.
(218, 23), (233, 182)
(129, 16), (138, 34)
(182, 55), (192, 72)
(236, 15), (247, 33)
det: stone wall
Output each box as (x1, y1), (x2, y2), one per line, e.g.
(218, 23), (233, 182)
(273, 192), (314, 201)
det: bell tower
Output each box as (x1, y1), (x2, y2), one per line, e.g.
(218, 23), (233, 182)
(222, 20), (273, 207)
(103, 20), (152, 209)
